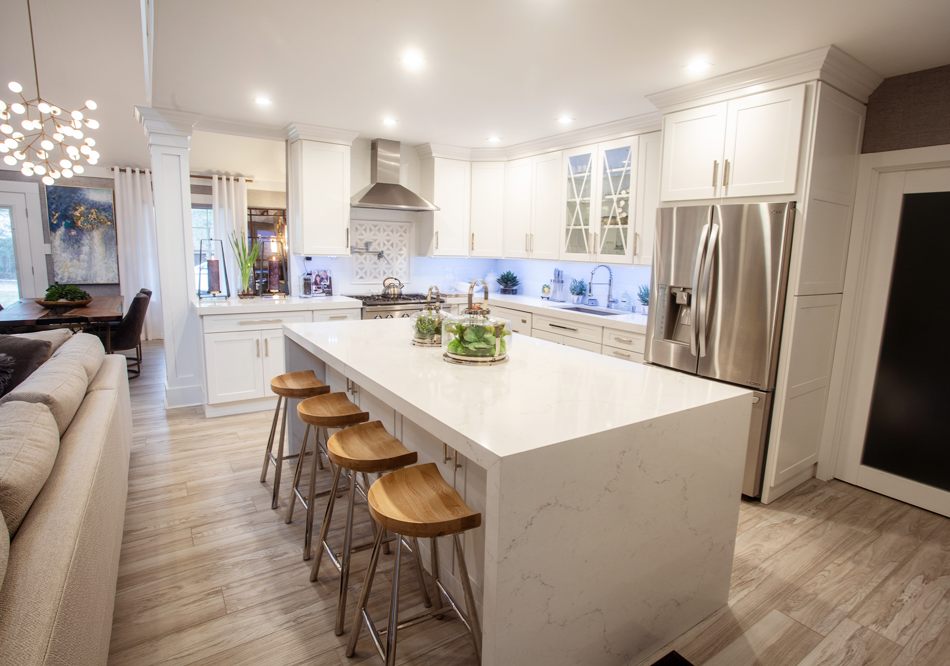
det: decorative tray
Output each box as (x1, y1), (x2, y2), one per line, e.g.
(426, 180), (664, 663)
(34, 298), (93, 308)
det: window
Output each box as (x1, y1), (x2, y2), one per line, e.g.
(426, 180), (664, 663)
(0, 206), (19, 308)
(192, 206), (214, 265)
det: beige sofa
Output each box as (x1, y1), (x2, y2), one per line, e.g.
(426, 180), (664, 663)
(0, 331), (132, 666)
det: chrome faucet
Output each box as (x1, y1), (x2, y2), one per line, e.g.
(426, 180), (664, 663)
(587, 265), (617, 309)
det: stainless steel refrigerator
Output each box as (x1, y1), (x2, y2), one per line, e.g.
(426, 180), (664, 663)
(644, 202), (795, 497)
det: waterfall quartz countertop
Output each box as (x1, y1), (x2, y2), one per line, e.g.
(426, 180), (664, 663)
(282, 318), (752, 666)
(283, 318), (742, 465)
(194, 295), (362, 316)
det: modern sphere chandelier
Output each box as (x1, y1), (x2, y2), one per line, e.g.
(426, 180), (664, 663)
(0, 0), (100, 185)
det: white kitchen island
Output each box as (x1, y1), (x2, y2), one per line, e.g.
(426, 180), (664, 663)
(283, 318), (752, 666)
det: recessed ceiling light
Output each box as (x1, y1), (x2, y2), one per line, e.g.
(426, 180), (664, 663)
(382, 117), (397, 126)
(255, 96), (272, 105)
(685, 58), (713, 73)
(487, 136), (502, 143)
(400, 50), (426, 70)
(557, 117), (574, 124)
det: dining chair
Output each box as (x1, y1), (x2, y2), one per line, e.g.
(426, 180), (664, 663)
(87, 291), (151, 377)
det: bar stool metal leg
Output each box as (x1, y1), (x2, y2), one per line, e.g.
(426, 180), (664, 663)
(311, 465), (343, 577)
(284, 423), (311, 524)
(270, 401), (289, 509)
(260, 396), (283, 483)
(385, 537), (404, 666)
(409, 537), (432, 609)
(335, 470), (360, 635)
(345, 526), (385, 659)
(303, 425), (324, 560)
(430, 538), (445, 620)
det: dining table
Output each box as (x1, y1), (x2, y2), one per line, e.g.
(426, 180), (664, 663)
(0, 296), (125, 352)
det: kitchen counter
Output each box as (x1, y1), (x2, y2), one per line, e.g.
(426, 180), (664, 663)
(194, 295), (362, 316)
(486, 293), (649, 334)
(283, 319), (752, 666)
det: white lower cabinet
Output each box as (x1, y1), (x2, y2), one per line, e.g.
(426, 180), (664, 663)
(205, 331), (267, 403)
(261, 330), (286, 397)
(603, 345), (644, 364)
(487, 305), (532, 334)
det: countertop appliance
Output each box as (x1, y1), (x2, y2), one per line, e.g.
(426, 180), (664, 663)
(350, 293), (447, 320)
(644, 202), (796, 497)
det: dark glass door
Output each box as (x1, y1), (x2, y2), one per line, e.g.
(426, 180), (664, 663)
(862, 192), (950, 491)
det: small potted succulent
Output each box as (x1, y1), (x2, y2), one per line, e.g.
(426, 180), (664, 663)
(637, 284), (651, 314)
(570, 278), (587, 304)
(496, 270), (520, 295)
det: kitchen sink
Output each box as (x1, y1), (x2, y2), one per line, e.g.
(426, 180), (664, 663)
(551, 305), (626, 316)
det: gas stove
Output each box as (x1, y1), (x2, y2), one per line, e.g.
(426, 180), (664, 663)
(348, 293), (446, 320)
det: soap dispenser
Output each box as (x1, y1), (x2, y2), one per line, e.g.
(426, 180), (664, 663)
(620, 290), (632, 312)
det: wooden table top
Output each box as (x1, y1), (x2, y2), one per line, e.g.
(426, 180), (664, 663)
(0, 296), (124, 327)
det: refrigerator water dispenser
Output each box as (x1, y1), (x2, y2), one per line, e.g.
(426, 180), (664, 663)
(653, 285), (692, 345)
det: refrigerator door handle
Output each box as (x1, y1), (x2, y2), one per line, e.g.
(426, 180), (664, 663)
(698, 222), (720, 358)
(690, 222), (710, 356)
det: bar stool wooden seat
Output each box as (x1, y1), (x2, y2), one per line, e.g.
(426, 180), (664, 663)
(311, 420), (430, 637)
(346, 462), (482, 664)
(260, 370), (329, 510)
(287, 392), (371, 559)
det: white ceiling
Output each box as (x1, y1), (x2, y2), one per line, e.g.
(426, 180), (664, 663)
(2, 0), (949, 173)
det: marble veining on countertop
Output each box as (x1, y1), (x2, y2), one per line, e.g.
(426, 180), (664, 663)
(195, 295), (362, 316)
(283, 318), (749, 463)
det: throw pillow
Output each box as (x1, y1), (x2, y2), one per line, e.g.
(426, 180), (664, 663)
(0, 401), (60, 536)
(0, 335), (53, 397)
(0, 353), (14, 395)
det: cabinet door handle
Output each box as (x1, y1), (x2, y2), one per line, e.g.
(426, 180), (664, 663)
(722, 159), (730, 187)
(525, 232), (529, 252)
(346, 228), (349, 248)
(530, 233), (534, 252)
(614, 336), (634, 344)
(265, 338), (269, 356)
(435, 230), (439, 250)
(712, 160), (719, 188)
(550, 323), (578, 332)
(256, 339), (261, 357)
(635, 232), (640, 256)
(329, 315), (348, 320)
(471, 232), (475, 251)
(613, 350), (631, 359)
(240, 319), (283, 325)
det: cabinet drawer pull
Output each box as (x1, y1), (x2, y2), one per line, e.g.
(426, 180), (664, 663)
(613, 336), (633, 344)
(613, 350), (631, 358)
(723, 159), (730, 186)
(256, 339), (261, 357)
(239, 319), (283, 325)
(550, 323), (578, 332)
(329, 315), (348, 320)
(265, 338), (269, 357)
(712, 160), (719, 188)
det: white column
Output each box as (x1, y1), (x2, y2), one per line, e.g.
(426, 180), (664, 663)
(134, 106), (203, 408)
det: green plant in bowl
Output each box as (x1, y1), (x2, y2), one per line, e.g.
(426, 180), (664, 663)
(446, 322), (510, 357)
(413, 313), (441, 340)
(44, 282), (91, 301)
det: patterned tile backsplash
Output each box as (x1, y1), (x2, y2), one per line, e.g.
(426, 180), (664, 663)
(351, 220), (410, 284)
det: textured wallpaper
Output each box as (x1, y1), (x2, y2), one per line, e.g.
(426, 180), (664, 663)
(863, 64), (950, 154)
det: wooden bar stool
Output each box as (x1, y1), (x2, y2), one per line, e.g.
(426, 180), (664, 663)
(311, 420), (431, 637)
(292, 392), (370, 561)
(260, 370), (329, 510)
(346, 462), (483, 665)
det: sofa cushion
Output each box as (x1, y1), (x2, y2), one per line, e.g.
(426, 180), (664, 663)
(0, 508), (8, 591)
(51, 333), (105, 383)
(0, 402), (60, 536)
(0, 334), (53, 397)
(86, 354), (126, 393)
(13, 328), (73, 354)
(0, 357), (88, 436)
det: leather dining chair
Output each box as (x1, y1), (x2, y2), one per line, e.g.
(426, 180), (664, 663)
(88, 290), (151, 377)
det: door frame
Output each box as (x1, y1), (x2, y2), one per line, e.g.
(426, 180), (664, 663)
(0, 180), (48, 298)
(818, 144), (950, 517)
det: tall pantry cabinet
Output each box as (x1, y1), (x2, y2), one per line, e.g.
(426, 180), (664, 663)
(649, 48), (878, 503)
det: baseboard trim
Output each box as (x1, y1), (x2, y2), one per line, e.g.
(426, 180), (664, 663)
(163, 383), (204, 409)
(203, 397), (278, 418)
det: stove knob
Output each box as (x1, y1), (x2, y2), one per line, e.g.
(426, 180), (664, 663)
(386, 314), (394, 319)
(401, 313), (411, 318)
(374, 315), (382, 319)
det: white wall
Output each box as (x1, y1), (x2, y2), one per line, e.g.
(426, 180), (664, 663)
(189, 131), (286, 192)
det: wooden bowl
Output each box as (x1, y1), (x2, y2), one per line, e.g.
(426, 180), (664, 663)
(34, 298), (93, 308)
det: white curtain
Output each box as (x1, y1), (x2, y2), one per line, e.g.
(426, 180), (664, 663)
(212, 176), (248, 296)
(113, 167), (164, 340)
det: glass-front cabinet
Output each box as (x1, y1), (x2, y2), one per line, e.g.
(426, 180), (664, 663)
(561, 137), (640, 262)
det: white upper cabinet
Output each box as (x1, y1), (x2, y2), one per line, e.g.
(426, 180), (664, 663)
(594, 137), (639, 262)
(634, 131), (661, 267)
(561, 144), (597, 261)
(419, 157), (471, 257)
(660, 85), (806, 202)
(503, 157), (533, 258)
(287, 139), (351, 255)
(660, 102), (727, 201)
(722, 85), (806, 198)
(469, 162), (505, 258)
(530, 152), (563, 260)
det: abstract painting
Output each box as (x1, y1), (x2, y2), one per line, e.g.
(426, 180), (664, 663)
(46, 184), (118, 284)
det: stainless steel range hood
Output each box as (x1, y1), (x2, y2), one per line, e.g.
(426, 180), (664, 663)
(350, 139), (439, 211)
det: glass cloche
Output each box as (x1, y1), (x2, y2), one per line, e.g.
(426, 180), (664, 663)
(442, 280), (512, 366)
(409, 286), (450, 347)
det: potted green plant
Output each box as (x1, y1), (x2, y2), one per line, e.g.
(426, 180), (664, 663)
(496, 270), (520, 295)
(637, 284), (651, 314)
(570, 278), (587, 304)
(229, 231), (261, 298)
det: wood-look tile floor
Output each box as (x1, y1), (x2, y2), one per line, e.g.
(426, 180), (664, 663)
(110, 342), (950, 666)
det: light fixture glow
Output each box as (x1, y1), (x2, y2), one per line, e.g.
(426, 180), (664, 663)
(41, 175), (53, 185)
(400, 50), (426, 70)
(487, 136), (502, 143)
(685, 58), (713, 73)
(254, 96), (272, 105)
(8, 82), (22, 93)
(557, 117), (574, 124)
(382, 117), (397, 126)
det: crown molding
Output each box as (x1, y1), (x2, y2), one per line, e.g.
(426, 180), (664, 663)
(646, 45), (884, 111)
(134, 106), (201, 138)
(284, 122), (360, 146)
(415, 112), (662, 163)
(195, 116), (286, 141)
